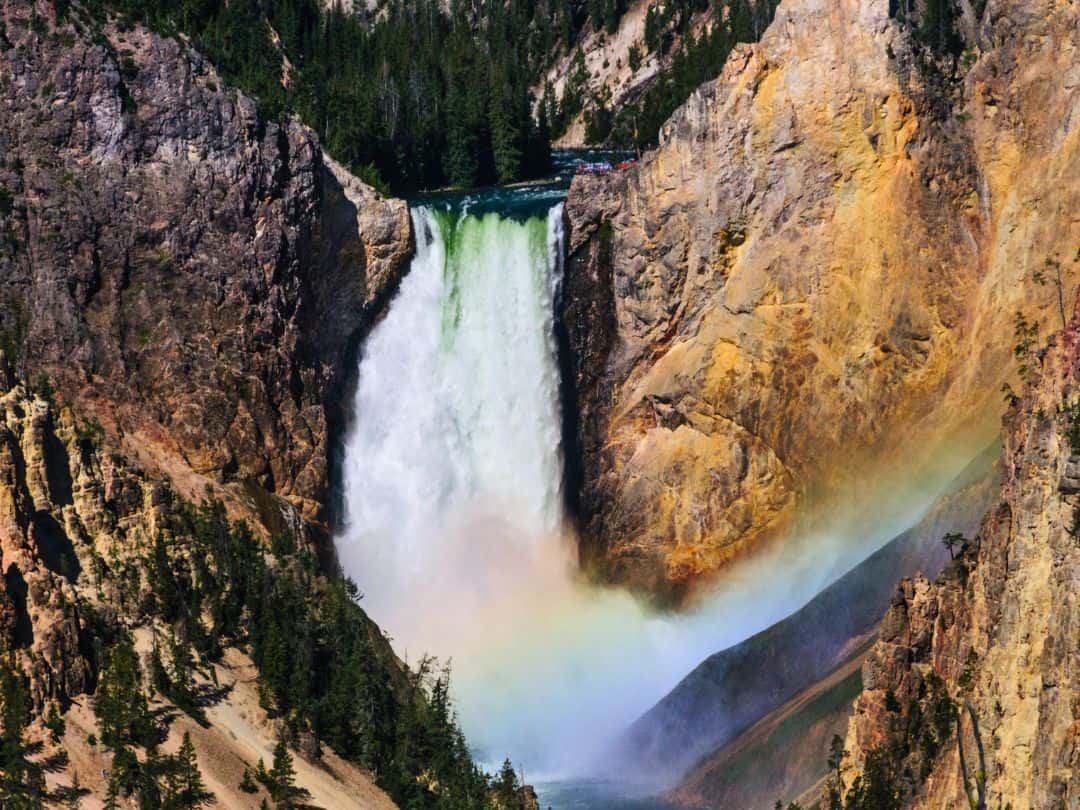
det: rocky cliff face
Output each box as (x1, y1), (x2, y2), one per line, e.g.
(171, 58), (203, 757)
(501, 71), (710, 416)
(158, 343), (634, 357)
(0, 360), (409, 806)
(609, 447), (996, 791)
(0, 0), (411, 537)
(0, 5), (420, 801)
(0, 362), (105, 711)
(561, 0), (1080, 601)
(836, 290), (1080, 808)
(0, 356), (184, 707)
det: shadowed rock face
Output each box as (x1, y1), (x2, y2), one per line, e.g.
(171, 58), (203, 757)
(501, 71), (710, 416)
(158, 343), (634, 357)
(669, 658), (864, 810)
(0, 10), (419, 790)
(0, 1), (411, 533)
(561, 0), (1080, 602)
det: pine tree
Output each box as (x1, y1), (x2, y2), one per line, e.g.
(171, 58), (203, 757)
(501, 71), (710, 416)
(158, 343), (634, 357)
(921, 0), (959, 53)
(603, 0), (623, 35)
(270, 739), (297, 806)
(138, 747), (165, 808)
(494, 758), (521, 806)
(254, 756), (270, 786)
(585, 89), (613, 143)
(0, 657), (44, 808)
(65, 772), (84, 810)
(731, 0), (755, 42)
(943, 532), (965, 560)
(239, 765), (258, 794)
(148, 532), (182, 622)
(489, 64), (523, 184)
(644, 3), (660, 50)
(168, 631), (195, 696)
(94, 634), (154, 749)
(170, 732), (213, 809)
(103, 772), (121, 810)
(151, 633), (170, 695)
(45, 699), (66, 743)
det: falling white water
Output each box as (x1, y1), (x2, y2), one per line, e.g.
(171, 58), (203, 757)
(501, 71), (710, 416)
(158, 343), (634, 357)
(338, 204), (566, 611)
(335, 201), (977, 782)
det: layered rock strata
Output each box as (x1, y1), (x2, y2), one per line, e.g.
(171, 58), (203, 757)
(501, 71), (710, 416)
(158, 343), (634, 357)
(0, 0), (411, 536)
(561, 0), (1080, 601)
(838, 289), (1080, 807)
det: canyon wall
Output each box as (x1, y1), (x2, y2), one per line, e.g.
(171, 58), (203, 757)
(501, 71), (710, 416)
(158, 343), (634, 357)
(0, 0), (411, 538)
(0, 3), (503, 806)
(0, 356), (412, 806)
(0, 3), (420, 802)
(836, 286), (1080, 808)
(561, 0), (1080, 602)
(609, 448), (996, 793)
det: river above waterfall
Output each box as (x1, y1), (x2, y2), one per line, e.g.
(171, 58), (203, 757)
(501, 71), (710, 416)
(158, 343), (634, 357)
(409, 148), (633, 220)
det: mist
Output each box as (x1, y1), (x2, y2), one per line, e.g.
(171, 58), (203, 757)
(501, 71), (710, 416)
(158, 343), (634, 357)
(334, 203), (984, 783)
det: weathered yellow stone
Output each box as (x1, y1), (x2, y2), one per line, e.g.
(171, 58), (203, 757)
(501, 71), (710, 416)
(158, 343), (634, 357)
(563, 0), (1080, 601)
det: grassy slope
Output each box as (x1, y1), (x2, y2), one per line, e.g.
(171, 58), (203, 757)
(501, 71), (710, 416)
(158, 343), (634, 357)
(668, 650), (868, 810)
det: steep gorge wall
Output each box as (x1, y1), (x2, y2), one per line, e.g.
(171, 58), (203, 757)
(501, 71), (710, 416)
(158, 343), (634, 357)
(837, 287), (1080, 808)
(613, 449), (997, 791)
(0, 356), (411, 806)
(561, 0), (1080, 602)
(0, 0), (411, 539)
(0, 3), (428, 804)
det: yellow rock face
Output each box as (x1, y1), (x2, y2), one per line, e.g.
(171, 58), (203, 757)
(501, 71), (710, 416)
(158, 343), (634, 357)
(840, 290), (1080, 809)
(562, 0), (1080, 602)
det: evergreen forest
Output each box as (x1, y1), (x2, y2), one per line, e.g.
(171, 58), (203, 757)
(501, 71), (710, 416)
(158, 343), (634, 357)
(75, 0), (968, 193)
(81, 0), (598, 193)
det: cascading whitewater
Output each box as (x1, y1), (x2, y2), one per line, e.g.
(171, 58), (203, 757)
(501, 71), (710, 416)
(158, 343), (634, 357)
(335, 200), (962, 780)
(337, 203), (567, 635)
(336, 202), (658, 771)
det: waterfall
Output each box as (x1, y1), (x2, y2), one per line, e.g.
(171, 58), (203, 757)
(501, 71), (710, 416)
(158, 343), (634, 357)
(335, 200), (959, 781)
(336, 203), (603, 770)
(338, 204), (566, 618)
